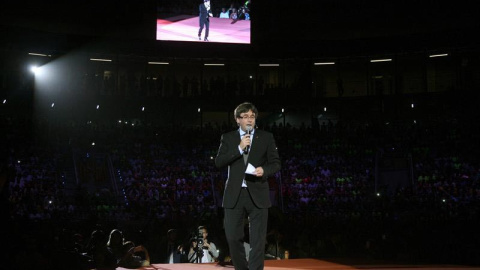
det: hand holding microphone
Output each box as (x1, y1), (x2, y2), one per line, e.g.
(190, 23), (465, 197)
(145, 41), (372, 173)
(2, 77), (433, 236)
(241, 125), (252, 154)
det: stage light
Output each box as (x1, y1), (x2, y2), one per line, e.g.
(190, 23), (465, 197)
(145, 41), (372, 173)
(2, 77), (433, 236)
(259, 64), (279, 67)
(28, 52), (51, 57)
(30, 65), (39, 74)
(3, 99), (6, 104)
(148, 61), (169, 65)
(429, 53), (448, 58)
(314, 62), (335, 65)
(90, 58), (112, 62)
(370, 58), (392, 63)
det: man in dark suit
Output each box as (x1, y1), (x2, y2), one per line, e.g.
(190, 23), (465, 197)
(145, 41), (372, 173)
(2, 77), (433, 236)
(215, 102), (281, 270)
(198, 0), (213, 41)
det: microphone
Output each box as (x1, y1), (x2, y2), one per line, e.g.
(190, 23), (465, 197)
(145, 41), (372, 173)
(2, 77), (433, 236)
(245, 125), (252, 154)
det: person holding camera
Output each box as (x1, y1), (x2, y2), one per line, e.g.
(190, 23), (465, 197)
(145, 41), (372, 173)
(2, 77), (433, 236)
(188, 226), (219, 263)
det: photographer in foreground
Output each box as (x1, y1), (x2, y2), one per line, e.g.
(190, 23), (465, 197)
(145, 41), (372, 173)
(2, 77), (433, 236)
(188, 226), (219, 263)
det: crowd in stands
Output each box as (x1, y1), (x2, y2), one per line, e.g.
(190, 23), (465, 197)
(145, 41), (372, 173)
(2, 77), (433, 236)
(2, 101), (480, 269)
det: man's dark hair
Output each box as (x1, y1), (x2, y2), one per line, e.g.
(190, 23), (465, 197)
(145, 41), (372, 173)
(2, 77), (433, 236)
(234, 102), (258, 119)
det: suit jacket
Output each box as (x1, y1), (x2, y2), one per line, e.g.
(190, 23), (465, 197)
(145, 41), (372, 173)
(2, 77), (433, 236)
(215, 129), (281, 209)
(199, 3), (210, 24)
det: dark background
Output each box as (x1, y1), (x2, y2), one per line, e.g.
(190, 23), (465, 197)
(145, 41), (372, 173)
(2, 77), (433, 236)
(1, 0), (478, 58)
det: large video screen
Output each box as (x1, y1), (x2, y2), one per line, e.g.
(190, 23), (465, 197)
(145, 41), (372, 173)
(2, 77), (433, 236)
(156, 0), (251, 44)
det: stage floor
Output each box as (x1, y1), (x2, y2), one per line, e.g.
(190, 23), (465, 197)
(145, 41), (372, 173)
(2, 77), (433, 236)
(117, 258), (480, 270)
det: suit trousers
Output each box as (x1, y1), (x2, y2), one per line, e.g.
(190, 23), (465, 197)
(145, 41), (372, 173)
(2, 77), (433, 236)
(224, 188), (268, 270)
(198, 18), (209, 38)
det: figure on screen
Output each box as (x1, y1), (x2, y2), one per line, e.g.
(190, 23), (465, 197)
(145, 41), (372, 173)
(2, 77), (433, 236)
(198, 0), (213, 41)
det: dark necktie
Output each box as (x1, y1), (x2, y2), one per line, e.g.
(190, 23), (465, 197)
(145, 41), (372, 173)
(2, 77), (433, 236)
(243, 151), (249, 164)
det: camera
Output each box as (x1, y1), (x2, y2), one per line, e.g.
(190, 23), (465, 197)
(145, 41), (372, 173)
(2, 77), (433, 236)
(197, 228), (204, 249)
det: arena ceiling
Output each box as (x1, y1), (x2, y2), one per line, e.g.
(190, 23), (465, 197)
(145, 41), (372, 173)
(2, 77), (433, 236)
(1, 0), (478, 58)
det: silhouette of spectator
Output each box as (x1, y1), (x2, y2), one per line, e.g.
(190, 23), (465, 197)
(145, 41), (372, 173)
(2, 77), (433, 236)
(118, 240), (151, 268)
(106, 229), (128, 265)
(158, 229), (187, 263)
(85, 229), (117, 270)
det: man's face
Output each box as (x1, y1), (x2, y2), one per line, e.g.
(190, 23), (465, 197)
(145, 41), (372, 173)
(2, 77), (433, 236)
(204, 1), (210, 8)
(236, 109), (256, 132)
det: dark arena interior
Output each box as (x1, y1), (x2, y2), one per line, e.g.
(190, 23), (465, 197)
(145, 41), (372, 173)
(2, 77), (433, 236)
(1, 1), (480, 269)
